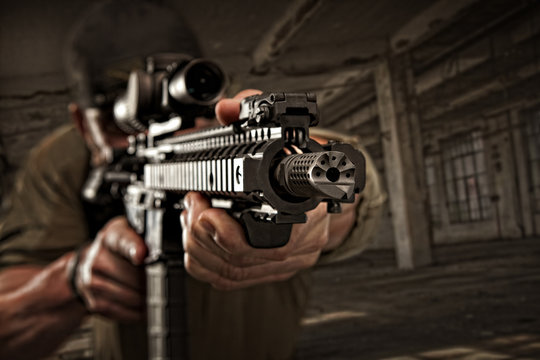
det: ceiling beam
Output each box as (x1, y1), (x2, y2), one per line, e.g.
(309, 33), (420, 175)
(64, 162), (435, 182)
(413, 1), (532, 74)
(390, 0), (478, 54)
(250, 0), (322, 75)
(419, 32), (540, 122)
(421, 66), (540, 131)
(316, 67), (374, 107)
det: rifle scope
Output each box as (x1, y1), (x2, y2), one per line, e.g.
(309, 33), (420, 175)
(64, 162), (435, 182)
(113, 56), (226, 134)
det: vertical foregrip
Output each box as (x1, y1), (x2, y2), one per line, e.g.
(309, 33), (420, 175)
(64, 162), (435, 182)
(240, 212), (294, 248)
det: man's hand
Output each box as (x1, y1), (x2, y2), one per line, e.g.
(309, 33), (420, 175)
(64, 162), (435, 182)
(214, 89), (263, 126)
(75, 217), (147, 322)
(181, 89), (357, 290)
(181, 193), (329, 291)
(0, 217), (149, 359)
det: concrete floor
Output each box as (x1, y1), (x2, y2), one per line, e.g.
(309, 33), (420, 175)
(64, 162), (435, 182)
(297, 238), (540, 360)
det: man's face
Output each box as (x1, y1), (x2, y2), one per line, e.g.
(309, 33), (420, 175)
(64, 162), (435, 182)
(82, 107), (129, 149)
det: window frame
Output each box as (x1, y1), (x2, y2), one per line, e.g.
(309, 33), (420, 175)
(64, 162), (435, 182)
(440, 130), (492, 224)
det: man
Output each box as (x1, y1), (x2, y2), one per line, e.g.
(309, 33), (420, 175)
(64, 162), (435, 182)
(0, 1), (385, 359)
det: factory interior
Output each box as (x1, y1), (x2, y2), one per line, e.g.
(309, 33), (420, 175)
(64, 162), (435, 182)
(1, 0), (539, 359)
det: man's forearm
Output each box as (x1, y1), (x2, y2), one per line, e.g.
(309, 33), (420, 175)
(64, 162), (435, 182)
(324, 197), (360, 252)
(0, 252), (87, 360)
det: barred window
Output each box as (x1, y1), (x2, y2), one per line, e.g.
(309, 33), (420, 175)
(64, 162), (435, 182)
(424, 156), (440, 225)
(523, 110), (540, 214)
(441, 131), (491, 223)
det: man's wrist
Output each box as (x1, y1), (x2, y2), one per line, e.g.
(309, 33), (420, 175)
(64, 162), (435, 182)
(66, 244), (88, 306)
(322, 201), (358, 253)
(7, 253), (89, 313)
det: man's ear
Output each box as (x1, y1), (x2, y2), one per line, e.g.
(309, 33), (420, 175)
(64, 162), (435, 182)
(68, 102), (86, 136)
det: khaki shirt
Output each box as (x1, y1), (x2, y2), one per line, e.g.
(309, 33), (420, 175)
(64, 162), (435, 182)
(0, 125), (385, 360)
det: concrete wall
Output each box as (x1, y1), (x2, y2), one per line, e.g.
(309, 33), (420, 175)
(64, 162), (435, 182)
(322, 1), (540, 251)
(0, 1), (91, 208)
(414, 5), (540, 243)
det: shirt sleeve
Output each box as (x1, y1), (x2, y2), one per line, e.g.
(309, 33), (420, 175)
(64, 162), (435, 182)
(310, 128), (387, 265)
(0, 125), (91, 267)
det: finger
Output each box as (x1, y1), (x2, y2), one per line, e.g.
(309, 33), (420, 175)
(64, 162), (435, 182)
(215, 89), (262, 125)
(181, 192), (213, 252)
(182, 193), (265, 266)
(183, 192), (212, 227)
(197, 208), (251, 255)
(90, 297), (145, 323)
(85, 273), (145, 310)
(187, 224), (266, 279)
(102, 217), (147, 265)
(182, 211), (235, 265)
(186, 233), (318, 284)
(191, 220), (267, 267)
(183, 193), (288, 263)
(185, 252), (297, 291)
(198, 208), (300, 261)
(92, 249), (146, 292)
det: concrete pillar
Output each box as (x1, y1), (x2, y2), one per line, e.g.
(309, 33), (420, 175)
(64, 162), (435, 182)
(510, 108), (535, 236)
(374, 55), (432, 269)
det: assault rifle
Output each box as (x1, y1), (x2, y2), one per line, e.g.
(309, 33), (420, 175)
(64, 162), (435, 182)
(83, 55), (366, 360)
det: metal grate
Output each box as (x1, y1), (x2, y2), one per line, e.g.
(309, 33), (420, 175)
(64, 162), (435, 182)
(440, 131), (492, 223)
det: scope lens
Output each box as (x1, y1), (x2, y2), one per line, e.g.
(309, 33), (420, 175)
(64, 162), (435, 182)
(184, 62), (224, 102)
